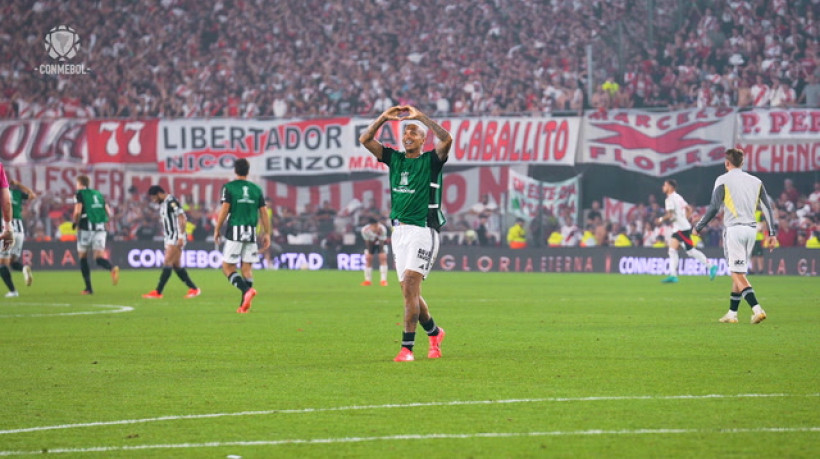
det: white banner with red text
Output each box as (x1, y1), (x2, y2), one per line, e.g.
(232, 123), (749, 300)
(735, 108), (820, 173)
(155, 116), (581, 176)
(579, 107), (737, 176)
(123, 166), (511, 217)
(3, 112), (820, 177)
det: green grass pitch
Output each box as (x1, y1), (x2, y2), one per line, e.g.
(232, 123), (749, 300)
(0, 268), (817, 458)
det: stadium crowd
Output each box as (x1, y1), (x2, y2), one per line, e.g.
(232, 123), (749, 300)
(2, 0), (818, 251)
(1, 0), (818, 119)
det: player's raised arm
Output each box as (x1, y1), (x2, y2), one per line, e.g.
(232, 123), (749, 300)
(404, 106), (452, 162)
(359, 106), (403, 160)
(10, 180), (37, 200)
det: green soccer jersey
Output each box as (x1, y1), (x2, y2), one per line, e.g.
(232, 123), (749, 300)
(220, 179), (264, 242)
(379, 147), (446, 230)
(9, 189), (27, 220)
(75, 188), (109, 231)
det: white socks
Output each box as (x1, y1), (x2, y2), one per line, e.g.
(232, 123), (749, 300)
(668, 248), (680, 276)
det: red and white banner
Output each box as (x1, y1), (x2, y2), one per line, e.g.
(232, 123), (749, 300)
(0, 120), (87, 165)
(124, 166), (510, 217)
(4, 112), (817, 179)
(579, 108), (736, 176)
(6, 163), (127, 202)
(86, 119), (158, 164)
(157, 118), (360, 176)
(158, 116), (580, 176)
(439, 116), (580, 166)
(737, 109), (820, 141)
(508, 170), (580, 222)
(735, 109), (820, 173)
(268, 166), (509, 217)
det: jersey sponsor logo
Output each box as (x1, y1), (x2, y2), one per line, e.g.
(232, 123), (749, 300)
(417, 248), (432, 262)
(393, 171), (417, 194)
(237, 185), (256, 204)
(89, 194), (104, 209)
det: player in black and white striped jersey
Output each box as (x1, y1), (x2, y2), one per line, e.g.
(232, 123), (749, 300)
(142, 186), (200, 299)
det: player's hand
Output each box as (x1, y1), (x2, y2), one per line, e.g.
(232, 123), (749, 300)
(177, 237), (185, 247)
(691, 228), (699, 237)
(259, 233), (271, 252)
(0, 228), (13, 251)
(764, 235), (778, 252)
(381, 106), (403, 121)
(213, 232), (221, 246)
(403, 105), (423, 120)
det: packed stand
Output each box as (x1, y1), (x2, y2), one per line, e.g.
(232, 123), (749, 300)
(1, 0), (818, 121)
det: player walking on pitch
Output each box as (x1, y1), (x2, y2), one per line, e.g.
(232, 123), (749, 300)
(0, 178), (36, 296)
(657, 179), (717, 283)
(214, 158), (271, 313)
(694, 148), (777, 324)
(0, 165), (20, 296)
(73, 175), (119, 295)
(359, 105), (451, 362)
(142, 186), (201, 299)
(360, 217), (389, 286)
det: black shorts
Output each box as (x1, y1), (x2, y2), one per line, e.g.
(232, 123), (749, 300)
(364, 240), (387, 254)
(751, 240), (763, 256)
(672, 229), (695, 251)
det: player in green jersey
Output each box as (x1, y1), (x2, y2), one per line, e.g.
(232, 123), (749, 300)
(214, 158), (271, 313)
(359, 105), (452, 362)
(0, 177), (36, 297)
(72, 175), (119, 295)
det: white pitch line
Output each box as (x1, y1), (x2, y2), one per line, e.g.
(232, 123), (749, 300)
(1, 393), (817, 436)
(0, 426), (818, 456)
(0, 304), (133, 318)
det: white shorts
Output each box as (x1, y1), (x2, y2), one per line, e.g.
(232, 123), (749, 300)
(164, 236), (187, 249)
(724, 225), (756, 273)
(222, 239), (260, 265)
(0, 231), (23, 258)
(77, 230), (107, 252)
(391, 224), (439, 282)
